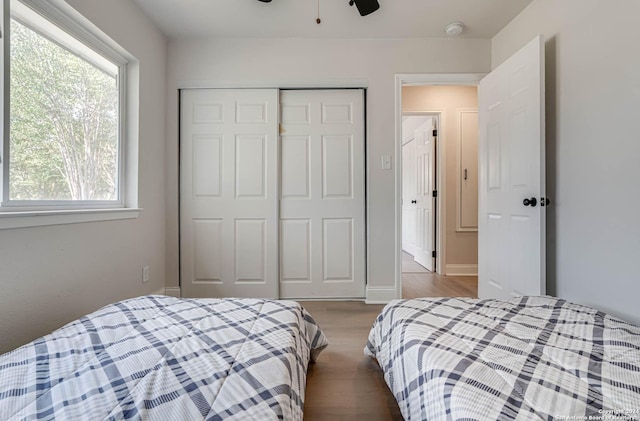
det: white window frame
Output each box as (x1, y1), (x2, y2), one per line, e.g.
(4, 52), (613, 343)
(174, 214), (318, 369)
(0, 0), (140, 229)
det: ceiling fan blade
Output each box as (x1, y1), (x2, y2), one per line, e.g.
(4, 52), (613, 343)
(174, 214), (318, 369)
(351, 0), (380, 16)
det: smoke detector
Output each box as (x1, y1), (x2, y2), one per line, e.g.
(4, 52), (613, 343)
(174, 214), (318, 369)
(445, 22), (464, 37)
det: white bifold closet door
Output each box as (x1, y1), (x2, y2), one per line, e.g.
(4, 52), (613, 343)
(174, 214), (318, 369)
(279, 90), (365, 299)
(180, 89), (279, 298)
(180, 88), (365, 299)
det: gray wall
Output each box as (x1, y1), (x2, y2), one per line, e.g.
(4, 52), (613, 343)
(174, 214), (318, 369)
(492, 0), (640, 324)
(164, 37), (492, 300)
(0, 0), (167, 354)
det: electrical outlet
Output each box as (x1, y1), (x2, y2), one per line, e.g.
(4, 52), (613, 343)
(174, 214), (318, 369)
(142, 265), (149, 283)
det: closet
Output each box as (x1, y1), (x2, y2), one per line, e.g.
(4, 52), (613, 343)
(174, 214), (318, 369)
(180, 89), (365, 299)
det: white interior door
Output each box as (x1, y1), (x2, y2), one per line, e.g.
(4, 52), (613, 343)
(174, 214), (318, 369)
(279, 89), (365, 299)
(478, 35), (545, 299)
(413, 118), (436, 271)
(180, 89), (279, 299)
(402, 138), (417, 256)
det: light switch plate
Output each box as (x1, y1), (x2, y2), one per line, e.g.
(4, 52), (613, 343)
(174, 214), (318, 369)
(381, 155), (392, 170)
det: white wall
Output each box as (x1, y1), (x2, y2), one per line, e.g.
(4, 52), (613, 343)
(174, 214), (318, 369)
(0, 0), (167, 354)
(492, 0), (640, 324)
(165, 38), (491, 300)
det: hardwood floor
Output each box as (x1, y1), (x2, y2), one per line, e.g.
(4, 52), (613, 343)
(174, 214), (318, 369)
(402, 272), (477, 298)
(300, 253), (477, 419)
(402, 251), (478, 299)
(301, 301), (403, 420)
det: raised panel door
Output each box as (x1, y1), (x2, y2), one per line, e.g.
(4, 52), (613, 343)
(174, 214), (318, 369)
(279, 90), (365, 299)
(181, 89), (279, 298)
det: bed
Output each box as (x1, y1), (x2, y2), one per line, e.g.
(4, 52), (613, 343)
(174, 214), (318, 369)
(0, 295), (328, 420)
(365, 296), (640, 420)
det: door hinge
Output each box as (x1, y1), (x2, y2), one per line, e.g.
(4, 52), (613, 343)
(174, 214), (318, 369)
(432, 190), (437, 198)
(432, 129), (437, 137)
(432, 250), (437, 258)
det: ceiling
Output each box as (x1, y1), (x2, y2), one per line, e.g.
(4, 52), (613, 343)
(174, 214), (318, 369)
(132, 0), (533, 40)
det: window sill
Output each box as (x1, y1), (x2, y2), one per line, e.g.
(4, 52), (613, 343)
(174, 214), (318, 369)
(0, 208), (141, 230)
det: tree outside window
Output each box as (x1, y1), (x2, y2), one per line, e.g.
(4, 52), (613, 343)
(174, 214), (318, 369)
(8, 16), (120, 202)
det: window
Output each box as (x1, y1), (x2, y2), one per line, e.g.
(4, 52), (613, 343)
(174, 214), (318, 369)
(0, 0), (139, 227)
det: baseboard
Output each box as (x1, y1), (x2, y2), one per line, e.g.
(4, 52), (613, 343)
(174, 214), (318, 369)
(151, 287), (181, 297)
(164, 287), (181, 297)
(445, 264), (478, 276)
(365, 286), (398, 304)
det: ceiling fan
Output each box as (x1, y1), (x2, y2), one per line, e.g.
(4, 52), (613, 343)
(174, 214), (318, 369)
(257, 0), (380, 17)
(348, 0), (380, 16)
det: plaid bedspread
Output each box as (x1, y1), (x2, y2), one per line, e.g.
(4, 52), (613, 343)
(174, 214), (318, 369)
(365, 296), (640, 420)
(0, 295), (328, 420)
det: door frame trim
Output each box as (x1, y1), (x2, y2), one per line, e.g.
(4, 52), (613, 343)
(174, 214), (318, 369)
(176, 79), (369, 90)
(394, 74), (486, 300)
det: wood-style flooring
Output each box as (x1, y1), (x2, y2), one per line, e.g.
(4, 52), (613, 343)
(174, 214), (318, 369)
(402, 251), (477, 299)
(301, 253), (477, 419)
(301, 301), (403, 420)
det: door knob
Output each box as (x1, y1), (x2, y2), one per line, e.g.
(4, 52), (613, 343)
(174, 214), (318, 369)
(541, 197), (551, 206)
(411, 200), (417, 204)
(523, 197), (537, 207)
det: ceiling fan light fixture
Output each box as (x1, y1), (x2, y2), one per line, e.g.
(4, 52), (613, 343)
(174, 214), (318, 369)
(445, 22), (464, 37)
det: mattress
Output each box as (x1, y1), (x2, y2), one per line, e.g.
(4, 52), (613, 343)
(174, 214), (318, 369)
(365, 296), (640, 420)
(0, 295), (328, 420)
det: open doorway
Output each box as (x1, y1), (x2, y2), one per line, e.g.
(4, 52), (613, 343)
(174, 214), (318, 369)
(396, 75), (483, 299)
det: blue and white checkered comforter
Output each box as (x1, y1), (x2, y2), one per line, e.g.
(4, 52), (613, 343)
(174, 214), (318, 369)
(366, 296), (640, 420)
(0, 295), (328, 420)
